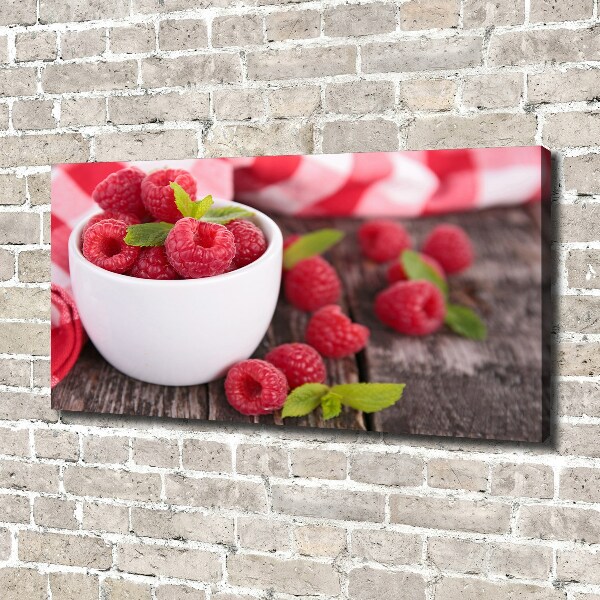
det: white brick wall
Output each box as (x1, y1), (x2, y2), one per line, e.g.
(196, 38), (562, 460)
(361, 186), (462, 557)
(0, 0), (599, 598)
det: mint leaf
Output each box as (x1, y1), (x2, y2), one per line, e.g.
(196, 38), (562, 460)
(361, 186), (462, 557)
(192, 194), (214, 219)
(321, 392), (343, 421)
(171, 181), (197, 218)
(203, 206), (255, 225)
(331, 383), (405, 413)
(171, 182), (213, 219)
(401, 249), (448, 297)
(445, 304), (487, 340)
(124, 222), (173, 247)
(283, 229), (344, 270)
(281, 383), (329, 418)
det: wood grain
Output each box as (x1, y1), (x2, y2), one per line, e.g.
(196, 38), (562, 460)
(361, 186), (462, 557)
(52, 206), (545, 441)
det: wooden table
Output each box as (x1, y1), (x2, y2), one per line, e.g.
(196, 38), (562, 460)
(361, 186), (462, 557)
(53, 205), (549, 442)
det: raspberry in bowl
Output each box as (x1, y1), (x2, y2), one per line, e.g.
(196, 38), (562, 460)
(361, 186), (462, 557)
(68, 199), (283, 386)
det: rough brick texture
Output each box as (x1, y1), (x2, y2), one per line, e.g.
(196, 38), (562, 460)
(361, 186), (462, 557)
(0, 0), (597, 598)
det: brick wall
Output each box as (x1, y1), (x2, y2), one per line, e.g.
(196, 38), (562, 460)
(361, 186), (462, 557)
(0, 0), (599, 598)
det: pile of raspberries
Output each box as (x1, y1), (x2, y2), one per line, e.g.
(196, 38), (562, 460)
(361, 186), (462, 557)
(225, 220), (473, 416)
(82, 167), (267, 279)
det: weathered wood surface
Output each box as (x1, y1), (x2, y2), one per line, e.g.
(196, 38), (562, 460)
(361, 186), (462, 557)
(52, 206), (545, 442)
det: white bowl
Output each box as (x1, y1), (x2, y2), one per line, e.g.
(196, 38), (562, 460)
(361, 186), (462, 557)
(68, 202), (283, 386)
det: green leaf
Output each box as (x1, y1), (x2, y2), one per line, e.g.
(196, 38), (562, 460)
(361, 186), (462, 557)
(321, 392), (342, 421)
(192, 194), (214, 219)
(283, 229), (345, 270)
(445, 304), (487, 340)
(171, 181), (197, 218)
(331, 383), (405, 413)
(124, 222), (173, 247)
(281, 383), (329, 418)
(401, 249), (448, 297)
(202, 206), (255, 225)
(171, 182), (214, 219)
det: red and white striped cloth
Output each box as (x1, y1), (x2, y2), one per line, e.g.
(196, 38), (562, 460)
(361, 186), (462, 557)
(50, 147), (547, 386)
(230, 146), (546, 217)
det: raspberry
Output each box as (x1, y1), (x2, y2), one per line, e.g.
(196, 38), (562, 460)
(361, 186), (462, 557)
(129, 246), (180, 280)
(224, 359), (288, 415)
(82, 210), (140, 241)
(375, 280), (446, 336)
(358, 220), (412, 263)
(285, 256), (341, 312)
(265, 343), (326, 390)
(386, 253), (445, 284)
(226, 219), (267, 269)
(141, 169), (197, 223)
(305, 305), (369, 358)
(82, 218), (140, 274)
(422, 224), (473, 274)
(164, 218), (235, 279)
(92, 167), (147, 218)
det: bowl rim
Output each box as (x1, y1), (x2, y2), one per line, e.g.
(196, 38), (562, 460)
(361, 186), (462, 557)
(68, 199), (283, 286)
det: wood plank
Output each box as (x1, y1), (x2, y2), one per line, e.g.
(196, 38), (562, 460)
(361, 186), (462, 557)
(337, 207), (544, 442)
(52, 206), (545, 442)
(52, 342), (209, 420)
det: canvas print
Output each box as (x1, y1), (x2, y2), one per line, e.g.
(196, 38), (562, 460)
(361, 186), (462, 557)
(51, 147), (551, 442)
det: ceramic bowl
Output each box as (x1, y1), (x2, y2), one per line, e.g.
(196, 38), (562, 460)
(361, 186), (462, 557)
(68, 202), (282, 386)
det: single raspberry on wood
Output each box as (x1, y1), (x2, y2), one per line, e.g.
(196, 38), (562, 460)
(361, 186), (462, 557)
(226, 219), (267, 269)
(358, 220), (412, 263)
(375, 280), (446, 336)
(164, 218), (235, 279)
(265, 343), (326, 389)
(82, 211), (140, 241)
(285, 256), (341, 312)
(129, 246), (180, 280)
(422, 224), (473, 274)
(82, 218), (140, 274)
(305, 305), (369, 358)
(224, 359), (288, 415)
(92, 167), (147, 218)
(141, 168), (197, 223)
(386, 253), (445, 284)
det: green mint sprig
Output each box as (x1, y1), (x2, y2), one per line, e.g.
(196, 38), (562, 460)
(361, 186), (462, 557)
(283, 229), (345, 270)
(124, 222), (174, 247)
(399, 249), (487, 341)
(401, 249), (448, 298)
(202, 206), (256, 224)
(445, 304), (487, 340)
(172, 182), (213, 219)
(281, 382), (405, 421)
(124, 181), (255, 247)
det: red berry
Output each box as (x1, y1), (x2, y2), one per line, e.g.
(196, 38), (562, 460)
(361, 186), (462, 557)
(129, 246), (180, 280)
(141, 169), (197, 223)
(164, 218), (235, 279)
(265, 343), (326, 390)
(422, 224), (473, 274)
(285, 256), (341, 312)
(82, 219), (140, 274)
(305, 305), (369, 358)
(224, 359), (288, 415)
(83, 210), (140, 241)
(375, 280), (446, 336)
(386, 253), (445, 284)
(226, 219), (267, 269)
(92, 167), (146, 218)
(358, 220), (411, 263)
